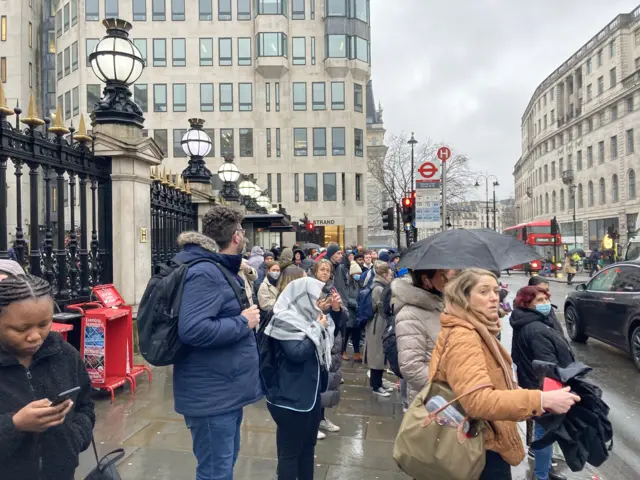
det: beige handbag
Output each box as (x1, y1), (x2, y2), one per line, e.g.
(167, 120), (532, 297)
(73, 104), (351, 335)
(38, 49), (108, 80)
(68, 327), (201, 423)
(393, 335), (491, 480)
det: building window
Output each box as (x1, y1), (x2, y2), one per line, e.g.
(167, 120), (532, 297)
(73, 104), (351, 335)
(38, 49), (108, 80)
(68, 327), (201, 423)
(292, 37), (306, 65)
(311, 0), (315, 18)
(204, 128), (215, 156)
(239, 128), (253, 156)
(294, 128), (308, 156)
(294, 173), (299, 202)
(238, 0), (251, 19)
(551, 191), (556, 212)
(587, 146), (593, 168)
(313, 128), (326, 156)
(587, 117), (593, 132)
(56, 10), (62, 37)
(257, 0), (287, 15)
(219, 83), (233, 111)
(293, 82), (307, 110)
(332, 127), (345, 155)
(323, 173), (337, 201)
(71, 42), (78, 71)
(153, 84), (167, 112)
(597, 49), (603, 67)
(311, 37), (316, 65)
(238, 38), (251, 65)
(154, 129), (168, 157)
(153, 38), (167, 66)
(559, 189), (565, 211)
(351, 36), (369, 63)
(0, 16), (6, 42)
(598, 177), (606, 205)
(173, 129), (187, 157)
(610, 40), (616, 58)
(64, 91), (72, 119)
(588, 181), (594, 207)
(173, 83), (186, 111)
(28, 62), (32, 87)
(219, 0), (232, 20)
(257, 32), (287, 57)
(610, 68), (617, 88)
(355, 174), (362, 201)
(577, 150), (582, 171)
(86, 0), (99, 20)
(172, 0), (185, 20)
(29, 22), (33, 48)
(327, 0), (346, 16)
(629, 169), (637, 200)
(200, 38), (213, 65)
(354, 83), (363, 112)
(219, 38), (232, 65)
(72, 0), (79, 24)
(598, 141), (604, 164)
(544, 193), (549, 213)
(153, 0), (166, 20)
(586, 84), (592, 102)
(133, 0), (147, 20)
(220, 129), (234, 156)
(199, 0), (212, 20)
(354, 128), (363, 157)
(312, 82), (325, 110)
(597, 76), (604, 95)
(292, 0), (305, 19)
(326, 34), (347, 57)
(105, 0), (119, 17)
(304, 173), (318, 201)
(62, 47), (70, 76)
(87, 84), (101, 110)
(275, 82), (280, 111)
(612, 174), (619, 202)
(577, 184), (583, 208)
(267, 173), (272, 195)
(266, 83), (271, 111)
(628, 96), (635, 113)
(134, 84), (148, 112)
(331, 82), (344, 109)
(277, 173), (282, 202)
(172, 38), (186, 66)
(63, 3), (70, 30)
(239, 83), (252, 111)
(611, 135), (618, 159)
(200, 83), (214, 111)
(266, 128), (271, 157)
(276, 128), (281, 156)
(627, 129), (634, 154)
(133, 39), (147, 62)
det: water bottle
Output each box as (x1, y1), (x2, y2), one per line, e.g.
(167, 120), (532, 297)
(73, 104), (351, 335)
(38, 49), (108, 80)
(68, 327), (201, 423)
(425, 395), (470, 433)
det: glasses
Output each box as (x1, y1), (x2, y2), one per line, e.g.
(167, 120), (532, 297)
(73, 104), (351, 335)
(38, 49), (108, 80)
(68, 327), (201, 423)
(236, 228), (246, 235)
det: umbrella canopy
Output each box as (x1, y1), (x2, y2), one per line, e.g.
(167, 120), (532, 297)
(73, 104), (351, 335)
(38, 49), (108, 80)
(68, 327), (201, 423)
(397, 229), (541, 272)
(568, 248), (585, 257)
(299, 243), (321, 251)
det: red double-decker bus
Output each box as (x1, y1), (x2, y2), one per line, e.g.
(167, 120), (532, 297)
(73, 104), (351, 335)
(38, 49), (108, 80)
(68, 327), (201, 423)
(503, 220), (563, 272)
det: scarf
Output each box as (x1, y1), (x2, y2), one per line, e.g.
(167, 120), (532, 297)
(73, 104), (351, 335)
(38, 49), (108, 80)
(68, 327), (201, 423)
(264, 277), (335, 369)
(445, 303), (516, 390)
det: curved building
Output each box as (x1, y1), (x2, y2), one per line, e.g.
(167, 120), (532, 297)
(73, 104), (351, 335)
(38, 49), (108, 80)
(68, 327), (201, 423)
(514, 5), (640, 249)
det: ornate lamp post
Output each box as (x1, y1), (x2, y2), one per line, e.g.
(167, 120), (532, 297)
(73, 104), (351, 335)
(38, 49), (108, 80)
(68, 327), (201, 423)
(89, 18), (145, 128)
(217, 156), (241, 201)
(181, 118), (213, 183)
(475, 174), (499, 230)
(238, 176), (258, 211)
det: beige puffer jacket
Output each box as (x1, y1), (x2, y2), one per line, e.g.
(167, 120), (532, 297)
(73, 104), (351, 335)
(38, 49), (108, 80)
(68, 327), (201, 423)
(393, 278), (444, 404)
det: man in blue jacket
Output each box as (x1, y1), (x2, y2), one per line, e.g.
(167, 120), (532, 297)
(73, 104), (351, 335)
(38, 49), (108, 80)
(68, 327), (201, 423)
(174, 206), (262, 480)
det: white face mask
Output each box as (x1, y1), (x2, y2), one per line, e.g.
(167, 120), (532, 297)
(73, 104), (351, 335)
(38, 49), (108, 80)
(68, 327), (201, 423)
(268, 271), (281, 281)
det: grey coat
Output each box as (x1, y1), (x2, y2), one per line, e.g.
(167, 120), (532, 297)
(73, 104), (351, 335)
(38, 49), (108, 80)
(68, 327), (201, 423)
(393, 278), (444, 405)
(364, 278), (389, 370)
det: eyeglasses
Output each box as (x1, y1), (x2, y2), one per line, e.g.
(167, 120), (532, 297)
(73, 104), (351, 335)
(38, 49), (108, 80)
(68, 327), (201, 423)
(236, 228), (246, 235)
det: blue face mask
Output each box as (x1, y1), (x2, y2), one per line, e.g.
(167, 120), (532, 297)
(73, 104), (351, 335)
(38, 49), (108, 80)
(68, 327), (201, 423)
(535, 303), (552, 316)
(354, 274), (361, 281)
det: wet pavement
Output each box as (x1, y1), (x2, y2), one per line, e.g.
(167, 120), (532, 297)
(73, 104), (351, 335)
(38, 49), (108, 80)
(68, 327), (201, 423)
(76, 344), (610, 479)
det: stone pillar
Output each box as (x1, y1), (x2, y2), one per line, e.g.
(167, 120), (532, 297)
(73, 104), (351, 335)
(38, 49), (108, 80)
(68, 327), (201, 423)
(92, 123), (163, 307)
(188, 182), (218, 231)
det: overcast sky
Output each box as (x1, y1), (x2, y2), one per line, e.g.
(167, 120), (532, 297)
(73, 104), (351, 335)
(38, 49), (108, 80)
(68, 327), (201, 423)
(370, 0), (638, 200)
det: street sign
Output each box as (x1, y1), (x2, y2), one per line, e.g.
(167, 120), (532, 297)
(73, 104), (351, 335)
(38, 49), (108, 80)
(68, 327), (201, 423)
(437, 146), (451, 162)
(416, 161), (441, 184)
(418, 162), (438, 179)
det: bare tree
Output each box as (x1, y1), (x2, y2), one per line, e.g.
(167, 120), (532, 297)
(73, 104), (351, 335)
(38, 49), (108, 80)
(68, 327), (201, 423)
(500, 196), (517, 228)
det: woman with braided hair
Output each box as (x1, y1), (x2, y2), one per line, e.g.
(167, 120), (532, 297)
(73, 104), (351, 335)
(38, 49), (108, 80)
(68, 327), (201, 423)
(0, 274), (95, 480)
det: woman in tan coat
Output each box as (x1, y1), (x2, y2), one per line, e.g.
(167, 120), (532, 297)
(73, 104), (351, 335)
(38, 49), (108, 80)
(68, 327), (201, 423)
(429, 269), (581, 479)
(257, 261), (280, 312)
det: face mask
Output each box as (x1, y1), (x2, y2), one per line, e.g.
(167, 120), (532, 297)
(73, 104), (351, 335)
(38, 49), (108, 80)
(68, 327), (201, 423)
(353, 274), (361, 281)
(268, 271), (280, 281)
(535, 303), (552, 316)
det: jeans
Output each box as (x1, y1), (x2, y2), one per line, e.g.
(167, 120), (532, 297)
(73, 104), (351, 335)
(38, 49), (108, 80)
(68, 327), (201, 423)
(479, 450), (512, 480)
(370, 369), (383, 390)
(534, 422), (553, 480)
(566, 273), (575, 284)
(267, 400), (322, 480)
(342, 326), (361, 354)
(185, 409), (243, 480)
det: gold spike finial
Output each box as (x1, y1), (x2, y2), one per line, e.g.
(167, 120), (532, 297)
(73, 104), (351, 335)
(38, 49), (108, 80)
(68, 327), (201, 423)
(21, 94), (45, 127)
(0, 82), (14, 116)
(186, 180), (192, 195)
(48, 104), (70, 135)
(74, 114), (92, 143)
(150, 167), (156, 180)
(180, 177), (187, 193)
(161, 168), (169, 185)
(168, 170), (176, 188)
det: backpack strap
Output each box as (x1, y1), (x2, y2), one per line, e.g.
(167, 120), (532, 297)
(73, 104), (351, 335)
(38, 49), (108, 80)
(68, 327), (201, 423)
(430, 328), (453, 381)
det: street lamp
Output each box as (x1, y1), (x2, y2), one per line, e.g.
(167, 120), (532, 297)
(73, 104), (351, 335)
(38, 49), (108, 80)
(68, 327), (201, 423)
(217, 155), (241, 201)
(475, 174), (499, 230)
(571, 184), (578, 248)
(446, 215), (453, 229)
(181, 118), (213, 183)
(89, 18), (145, 128)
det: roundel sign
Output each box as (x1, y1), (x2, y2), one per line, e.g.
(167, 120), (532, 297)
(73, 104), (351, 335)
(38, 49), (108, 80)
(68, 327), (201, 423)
(418, 162), (438, 179)
(437, 146), (451, 162)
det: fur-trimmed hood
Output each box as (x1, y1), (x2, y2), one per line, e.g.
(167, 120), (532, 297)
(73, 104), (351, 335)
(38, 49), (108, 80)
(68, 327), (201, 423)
(177, 231), (219, 253)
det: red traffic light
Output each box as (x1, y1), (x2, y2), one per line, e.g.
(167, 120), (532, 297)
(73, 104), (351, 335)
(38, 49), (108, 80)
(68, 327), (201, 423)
(402, 197), (414, 208)
(307, 222), (315, 231)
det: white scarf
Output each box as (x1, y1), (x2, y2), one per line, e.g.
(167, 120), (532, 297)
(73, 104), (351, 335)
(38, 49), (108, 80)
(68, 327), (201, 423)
(265, 277), (335, 369)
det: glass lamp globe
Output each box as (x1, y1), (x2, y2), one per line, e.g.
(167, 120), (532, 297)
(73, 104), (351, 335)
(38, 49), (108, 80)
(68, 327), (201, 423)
(182, 128), (212, 157)
(251, 183), (262, 199)
(89, 19), (144, 85)
(217, 161), (240, 183)
(257, 195), (271, 208)
(239, 180), (256, 197)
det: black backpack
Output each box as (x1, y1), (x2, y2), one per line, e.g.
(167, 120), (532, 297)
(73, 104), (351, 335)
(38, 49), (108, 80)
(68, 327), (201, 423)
(381, 284), (403, 378)
(137, 257), (249, 366)
(257, 310), (279, 396)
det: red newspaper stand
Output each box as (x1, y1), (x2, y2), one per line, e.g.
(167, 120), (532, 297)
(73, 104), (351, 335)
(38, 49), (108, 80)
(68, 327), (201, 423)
(51, 323), (73, 341)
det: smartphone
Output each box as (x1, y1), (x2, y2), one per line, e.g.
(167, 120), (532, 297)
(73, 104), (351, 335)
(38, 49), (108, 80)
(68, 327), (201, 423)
(50, 386), (81, 406)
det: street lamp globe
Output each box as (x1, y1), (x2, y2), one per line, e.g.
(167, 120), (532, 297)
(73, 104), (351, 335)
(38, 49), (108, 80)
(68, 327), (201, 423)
(250, 183), (262, 199)
(257, 195), (271, 209)
(239, 180), (256, 198)
(217, 159), (240, 183)
(181, 122), (212, 158)
(89, 19), (144, 85)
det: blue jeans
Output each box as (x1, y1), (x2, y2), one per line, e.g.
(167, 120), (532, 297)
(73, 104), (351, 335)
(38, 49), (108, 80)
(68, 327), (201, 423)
(534, 422), (553, 480)
(185, 409), (244, 480)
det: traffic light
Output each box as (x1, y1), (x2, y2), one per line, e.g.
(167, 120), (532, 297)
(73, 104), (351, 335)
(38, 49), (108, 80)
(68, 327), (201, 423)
(550, 216), (559, 236)
(401, 196), (415, 225)
(307, 221), (315, 232)
(381, 207), (394, 231)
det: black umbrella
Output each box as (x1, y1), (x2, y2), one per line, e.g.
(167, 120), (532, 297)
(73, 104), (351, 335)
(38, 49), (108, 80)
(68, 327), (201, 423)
(397, 228), (541, 272)
(299, 243), (321, 251)
(568, 248), (585, 257)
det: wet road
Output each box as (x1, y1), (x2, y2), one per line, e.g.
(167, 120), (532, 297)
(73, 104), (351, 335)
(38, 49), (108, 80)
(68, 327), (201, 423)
(503, 273), (640, 479)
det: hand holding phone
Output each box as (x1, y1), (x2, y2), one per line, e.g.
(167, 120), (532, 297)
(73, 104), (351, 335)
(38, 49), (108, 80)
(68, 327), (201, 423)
(50, 386), (81, 406)
(12, 396), (75, 433)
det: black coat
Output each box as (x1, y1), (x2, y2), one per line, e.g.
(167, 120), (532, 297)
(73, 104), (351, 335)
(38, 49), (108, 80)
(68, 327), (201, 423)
(510, 307), (575, 390)
(0, 332), (95, 480)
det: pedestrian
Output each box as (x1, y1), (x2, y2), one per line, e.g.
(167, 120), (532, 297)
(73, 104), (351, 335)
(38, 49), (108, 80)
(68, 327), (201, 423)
(247, 246), (265, 270)
(342, 260), (363, 362)
(564, 253), (576, 285)
(510, 286), (575, 480)
(589, 249), (601, 277)
(0, 274), (95, 480)
(253, 251), (275, 296)
(394, 268), (457, 404)
(430, 269), (580, 480)
(240, 256), (259, 307)
(365, 263), (395, 397)
(0, 259), (26, 280)
(174, 206), (263, 480)
(262, 277), (334, 480)
(280, 247), (294, 263)
(257, 261), (281, 313)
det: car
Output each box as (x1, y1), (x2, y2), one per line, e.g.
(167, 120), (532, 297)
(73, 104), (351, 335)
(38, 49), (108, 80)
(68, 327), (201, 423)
(563, 262), (640, 371)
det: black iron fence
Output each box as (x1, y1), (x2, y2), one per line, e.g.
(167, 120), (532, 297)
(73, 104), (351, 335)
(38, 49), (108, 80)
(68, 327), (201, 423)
(0, 101), (113, 304)
(150, 168), (198, 272)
